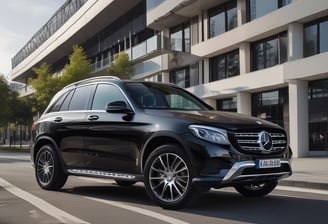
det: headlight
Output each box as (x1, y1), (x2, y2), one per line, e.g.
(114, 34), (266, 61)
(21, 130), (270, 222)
(189, 125), (230, 145)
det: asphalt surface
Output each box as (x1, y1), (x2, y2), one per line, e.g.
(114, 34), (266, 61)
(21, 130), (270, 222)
(0, 152), (327, 224)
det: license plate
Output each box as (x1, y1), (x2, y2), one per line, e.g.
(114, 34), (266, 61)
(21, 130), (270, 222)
(255, 159), (281, 169)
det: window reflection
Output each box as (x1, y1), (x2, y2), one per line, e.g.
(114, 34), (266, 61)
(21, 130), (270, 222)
(217, 97), (237, 112)
(308, 79), (328, 151)
(304, 17), (328, 57)
(252, 88), (289, 128)
(251, 32), (287, 71)
(210, 50), (240, 82)
(208, 1), (237, 38)
(170, 23), (190, 52)
(247, 0), (291, 21)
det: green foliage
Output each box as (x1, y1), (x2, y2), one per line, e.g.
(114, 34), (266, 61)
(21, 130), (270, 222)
(62, 44), (91, 86)
(0, 76), (11, 125)
(29, 62), (62, 112)
(0, 76), (33, 126)
(29, 45), (91, 113)
(107, 52), (134, 79)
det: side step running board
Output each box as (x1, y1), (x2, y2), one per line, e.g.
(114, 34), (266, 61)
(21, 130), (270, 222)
(67, 169), (140, 181)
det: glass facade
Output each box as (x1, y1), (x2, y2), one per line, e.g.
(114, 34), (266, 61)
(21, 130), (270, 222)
(308, 79), (328, 151)
(209, 50), (240, 82)
(208, 1), (237, 38)
(170, 67), (190, 88)
(304, 17), (328, 57)
(217, 97), (237, 112)
(247, 0), (291, 21)
(12, 0), (88, 69)
(170, 23), (190, 52)
(251, 32), (287, 71)
(252, 88), (289, 128)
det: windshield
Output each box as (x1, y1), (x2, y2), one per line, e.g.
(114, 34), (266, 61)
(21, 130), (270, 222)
(125, 82), (213, 110)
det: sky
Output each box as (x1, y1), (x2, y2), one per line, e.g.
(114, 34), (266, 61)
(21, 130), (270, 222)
(0, 0), (66, 79)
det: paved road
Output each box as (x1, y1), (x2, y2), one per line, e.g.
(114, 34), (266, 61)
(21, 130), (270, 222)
(1, 152), (327, 224)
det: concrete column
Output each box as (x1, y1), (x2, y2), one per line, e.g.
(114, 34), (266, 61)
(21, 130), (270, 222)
(237, 0), (247, 26)
(288, 80), (309, 158)
(239, 42), (250, 75)
(288, 23), (303, 61)
(162, 72), (170, 83)
(204, 99), (216, 108)
(237, 92), (252, 115)
(203, 10), (208, 41)
(203, 58), (210, 84)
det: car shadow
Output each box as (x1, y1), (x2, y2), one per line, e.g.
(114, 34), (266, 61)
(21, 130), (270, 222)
(60, 183), (328, 223)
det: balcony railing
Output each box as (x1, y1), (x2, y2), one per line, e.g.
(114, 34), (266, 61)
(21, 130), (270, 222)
(91, 34), (163, 73)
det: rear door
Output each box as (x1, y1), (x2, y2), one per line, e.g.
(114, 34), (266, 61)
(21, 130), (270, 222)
(51, 84), (96, 169)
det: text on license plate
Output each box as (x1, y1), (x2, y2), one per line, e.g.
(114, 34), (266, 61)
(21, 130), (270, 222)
(256, 159), (281, 169)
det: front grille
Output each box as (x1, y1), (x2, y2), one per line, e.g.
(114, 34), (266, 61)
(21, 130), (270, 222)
(235, 131), (287, 154)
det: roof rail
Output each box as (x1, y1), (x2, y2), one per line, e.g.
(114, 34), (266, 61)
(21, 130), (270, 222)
(64, 76), (121, 89)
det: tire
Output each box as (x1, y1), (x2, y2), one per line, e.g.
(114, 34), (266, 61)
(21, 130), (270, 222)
(143, 144), (198, 209)
(35, 144), (68, 190)
(234, 180), (278, 197)
(115, 180), (137, 187)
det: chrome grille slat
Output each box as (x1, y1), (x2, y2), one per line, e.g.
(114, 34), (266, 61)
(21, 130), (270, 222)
(235, 131), (287, 154)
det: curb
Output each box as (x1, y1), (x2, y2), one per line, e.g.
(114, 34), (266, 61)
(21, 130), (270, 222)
(279, 180), (328, 191)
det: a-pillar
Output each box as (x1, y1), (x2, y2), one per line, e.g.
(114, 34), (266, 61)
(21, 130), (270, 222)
(288, 80), (309, 158)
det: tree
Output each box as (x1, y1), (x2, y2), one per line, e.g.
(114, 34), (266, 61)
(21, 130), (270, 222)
(29, 45), (91, 113)
(107, 52), (134, 79)
(61, 44), (91, 86)
(29, 62), (61, 112)
(0, 76), (11, 126)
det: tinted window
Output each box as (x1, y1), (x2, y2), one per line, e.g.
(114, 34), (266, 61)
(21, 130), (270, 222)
(92, 84), (127, 110)
(126, 83), (212, 110)
(68, 85), (95, 111)
(46, 91), (69, 113)
(60, 90), (74, 111)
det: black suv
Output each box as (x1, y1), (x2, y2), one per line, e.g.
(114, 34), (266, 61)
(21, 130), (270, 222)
(31, 76), (292, 209)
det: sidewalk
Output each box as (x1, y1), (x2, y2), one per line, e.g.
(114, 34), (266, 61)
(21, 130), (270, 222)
(279, 158), (328, 190)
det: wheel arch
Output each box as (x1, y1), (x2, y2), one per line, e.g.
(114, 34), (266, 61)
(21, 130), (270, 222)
(140, 132), (198, 173)
(33, 136), (65, 169)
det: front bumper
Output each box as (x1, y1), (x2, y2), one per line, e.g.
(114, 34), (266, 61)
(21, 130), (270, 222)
(192, 159), (292, 188)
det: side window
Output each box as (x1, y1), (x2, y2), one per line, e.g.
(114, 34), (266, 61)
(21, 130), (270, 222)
(60, 90), (74, 111)
(92, 84), (127, 110)
(46, 91), (69, 113)
(68, 85), (96, 111)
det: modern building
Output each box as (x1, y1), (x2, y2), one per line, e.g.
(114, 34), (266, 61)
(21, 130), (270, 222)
(9, 0), (328, 157)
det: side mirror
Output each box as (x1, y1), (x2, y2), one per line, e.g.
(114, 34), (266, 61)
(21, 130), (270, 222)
(106, 101), (134, 116)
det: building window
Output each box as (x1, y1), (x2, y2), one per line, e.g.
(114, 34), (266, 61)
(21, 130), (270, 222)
(252, 88), (289, 128)
(210, 50), (240, 82)
(251, 32), (287, 71)
(304, 17), (328, 57)
(170, 67), (190, 88)
(170, 23), (190, 52)
(308, 79), (328, 151)
(217, 97), (237, 112)
(247, 0), (291, 21)
(208, 1), (237, 38)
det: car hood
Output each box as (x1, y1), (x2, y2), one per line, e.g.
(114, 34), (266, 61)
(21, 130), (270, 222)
(145, 109), (282, 131)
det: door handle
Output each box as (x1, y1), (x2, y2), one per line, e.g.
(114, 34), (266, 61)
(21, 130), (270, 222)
(87, 115), (99, 121)
(54, 117), (62, 122)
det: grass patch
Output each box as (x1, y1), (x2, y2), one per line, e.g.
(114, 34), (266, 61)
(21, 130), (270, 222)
(0, 146), (30, 153)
